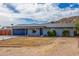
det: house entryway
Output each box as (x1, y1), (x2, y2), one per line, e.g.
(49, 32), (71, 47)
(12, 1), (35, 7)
(62, 30), (70, 37)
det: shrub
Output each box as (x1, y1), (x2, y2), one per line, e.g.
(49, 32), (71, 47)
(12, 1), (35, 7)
(75, 22), (79, 36)
(47, 29), (56, 37)
(62, 30), (70, 37)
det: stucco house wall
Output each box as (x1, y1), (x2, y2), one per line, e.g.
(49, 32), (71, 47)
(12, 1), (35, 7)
(42, 27), (75, 37)
(69, 28), (75, 36)
(42, 28), (48, 36)
(27, 28), (40, 36)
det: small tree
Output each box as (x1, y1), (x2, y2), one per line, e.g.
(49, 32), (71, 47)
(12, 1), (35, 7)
(47, 29), (56, 37)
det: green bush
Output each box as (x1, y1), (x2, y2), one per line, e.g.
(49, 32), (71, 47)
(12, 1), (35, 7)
(47, 29), (56, 37)
(75, 22), (79, 36)
(62, 30), (70, 37)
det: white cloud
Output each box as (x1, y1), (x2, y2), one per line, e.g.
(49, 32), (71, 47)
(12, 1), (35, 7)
(0, 3), (79, 26)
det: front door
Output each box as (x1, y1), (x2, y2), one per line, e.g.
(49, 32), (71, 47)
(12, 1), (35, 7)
(40, 28), (43, 36)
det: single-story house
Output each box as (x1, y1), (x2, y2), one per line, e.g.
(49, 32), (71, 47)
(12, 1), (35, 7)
(6, 23), (76, 37)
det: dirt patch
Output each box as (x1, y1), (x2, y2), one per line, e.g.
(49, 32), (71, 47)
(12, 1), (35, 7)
(0, 37), (54, 47)
(0, 37), (78, 56)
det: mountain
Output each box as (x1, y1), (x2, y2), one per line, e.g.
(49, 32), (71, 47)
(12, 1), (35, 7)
(51, 16), (79, 24)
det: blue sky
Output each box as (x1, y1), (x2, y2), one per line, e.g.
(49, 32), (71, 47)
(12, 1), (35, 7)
(0, 3), (79, 27)
(58, 3), (79, 9)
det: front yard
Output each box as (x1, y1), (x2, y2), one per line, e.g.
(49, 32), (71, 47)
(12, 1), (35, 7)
(0, 37), (54, 47)
(0, 37), (78, 56)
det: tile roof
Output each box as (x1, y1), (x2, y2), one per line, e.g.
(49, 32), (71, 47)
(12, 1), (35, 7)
(44, 23), (75, 27)
(13, 23), (75, 28)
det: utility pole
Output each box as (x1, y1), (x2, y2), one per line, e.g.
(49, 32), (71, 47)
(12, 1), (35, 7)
(11, 24), (13, 36)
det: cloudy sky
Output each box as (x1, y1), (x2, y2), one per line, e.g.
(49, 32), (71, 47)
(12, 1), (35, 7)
(0, 3), (79, 26)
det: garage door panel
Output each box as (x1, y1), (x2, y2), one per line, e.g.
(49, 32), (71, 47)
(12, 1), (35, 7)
(13, 29), (25, 35)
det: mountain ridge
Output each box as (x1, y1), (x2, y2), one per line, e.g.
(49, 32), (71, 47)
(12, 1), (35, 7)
(51, 16), (79, 24)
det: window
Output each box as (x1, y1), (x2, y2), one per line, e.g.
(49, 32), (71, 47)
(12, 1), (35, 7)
(32, 30), (36, 33)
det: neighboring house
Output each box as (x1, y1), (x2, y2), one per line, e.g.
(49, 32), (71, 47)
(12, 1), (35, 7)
(5, 23), (76, 37)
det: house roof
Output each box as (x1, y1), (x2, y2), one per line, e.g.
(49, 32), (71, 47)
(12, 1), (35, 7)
(9, 23), (75, 29)
(44, 23), (75, 28)
(12, 24), (46, 29)
(16, 24), (45, 27)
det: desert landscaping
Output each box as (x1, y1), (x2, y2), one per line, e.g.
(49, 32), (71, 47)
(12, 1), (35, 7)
(0, 37), (78, 56)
